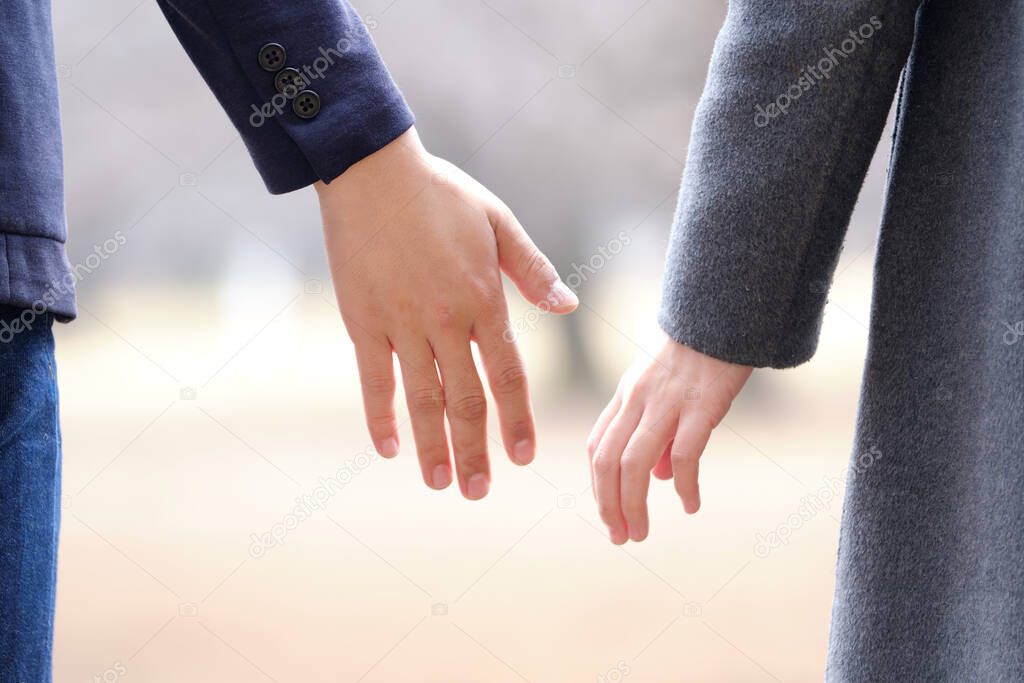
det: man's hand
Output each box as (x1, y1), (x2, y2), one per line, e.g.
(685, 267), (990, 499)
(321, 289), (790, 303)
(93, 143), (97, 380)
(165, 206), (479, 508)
(587, 337), (753, 543)
(316, 127), (577, 500)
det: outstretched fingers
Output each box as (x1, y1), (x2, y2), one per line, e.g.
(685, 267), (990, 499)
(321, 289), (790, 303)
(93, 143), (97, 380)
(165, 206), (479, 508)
(396, 339), (452, 490)
(476, 318), (536, 467)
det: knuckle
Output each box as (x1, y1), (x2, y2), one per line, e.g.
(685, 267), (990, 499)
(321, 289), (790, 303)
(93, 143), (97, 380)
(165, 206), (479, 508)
(591, 453), (618, 478)
(622, 385), (648, 408)
(620, 451), (644, 475)
(360, 373), (394, 395)
(509, 420), (533, 442)
(418, 442), (449, 464)
(433, 303), (458, 330)
(494, 206), (518, 234)
(696, 409), (721, 432)
(458, 453), (489, 474)
(522, 248), (555, 283)
(448, 392), (487, 421)
(492, 363), (527, 396)
(597, 502), (619, 521)
(497, 206), (517, 227)
(468, 278), (504, 311)
(366, 413), (395, 432)
(671, 449), (699, 466)
(409, 387), (445, 415)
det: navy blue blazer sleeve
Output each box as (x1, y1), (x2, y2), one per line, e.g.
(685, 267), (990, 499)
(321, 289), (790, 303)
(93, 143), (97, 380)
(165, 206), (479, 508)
(156, 0), (415, 194)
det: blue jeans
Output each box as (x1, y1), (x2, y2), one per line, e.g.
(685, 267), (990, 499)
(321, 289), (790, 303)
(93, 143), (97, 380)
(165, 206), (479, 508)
(0, 305), (60, 682)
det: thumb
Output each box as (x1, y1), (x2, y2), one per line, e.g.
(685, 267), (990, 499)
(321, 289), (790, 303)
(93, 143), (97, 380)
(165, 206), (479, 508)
(490, 206), (578, 313)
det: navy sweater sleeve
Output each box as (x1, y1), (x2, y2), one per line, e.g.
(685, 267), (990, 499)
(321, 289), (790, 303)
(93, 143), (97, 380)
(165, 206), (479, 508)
(155, 0), (415, 194)
(0, 0), (76, 320)
(0, 0), (413, 322)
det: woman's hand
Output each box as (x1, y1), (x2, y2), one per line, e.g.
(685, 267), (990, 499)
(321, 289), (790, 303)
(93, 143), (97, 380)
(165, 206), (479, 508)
(317, 127), (577, 500)
(588, 337), (753, 543)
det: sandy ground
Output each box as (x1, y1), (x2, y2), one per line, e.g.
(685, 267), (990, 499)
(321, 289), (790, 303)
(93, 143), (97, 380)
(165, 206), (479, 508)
(48, 0), (893, 676)
(51, 265), (873, 682)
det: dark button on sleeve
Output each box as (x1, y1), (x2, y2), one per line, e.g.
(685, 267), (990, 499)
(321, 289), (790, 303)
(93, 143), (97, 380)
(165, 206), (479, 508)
(274, 67), (307, 98)
(257, 43), (287, 72)
(292, 90), (321, 120)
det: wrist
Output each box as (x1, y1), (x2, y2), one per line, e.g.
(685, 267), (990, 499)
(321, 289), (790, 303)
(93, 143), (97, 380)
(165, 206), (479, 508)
(314, 126), (428, 200)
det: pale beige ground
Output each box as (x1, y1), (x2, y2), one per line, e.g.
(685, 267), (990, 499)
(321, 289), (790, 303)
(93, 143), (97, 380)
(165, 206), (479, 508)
(53, 265), (872, 682)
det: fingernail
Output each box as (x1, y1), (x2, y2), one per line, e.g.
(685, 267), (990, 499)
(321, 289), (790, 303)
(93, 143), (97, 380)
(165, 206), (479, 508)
(628, 522), (648, 542)
(549, 281), (578, 308)
(431, 464), (452, 490)
(512, 440), (533, 465)
(379, 437), (399, 458)
(609, 528), (628, 545)
(466, 474), (490, 500)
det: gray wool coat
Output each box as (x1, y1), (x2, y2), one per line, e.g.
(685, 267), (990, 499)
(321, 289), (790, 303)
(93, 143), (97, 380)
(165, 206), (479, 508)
(658, 0), (1024, 680)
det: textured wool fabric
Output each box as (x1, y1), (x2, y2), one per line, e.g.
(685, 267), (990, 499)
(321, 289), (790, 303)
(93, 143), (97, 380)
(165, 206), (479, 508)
(0, 305), (60, 683)
(0, 0), (414, 320)
(661, 0), (1024, 680)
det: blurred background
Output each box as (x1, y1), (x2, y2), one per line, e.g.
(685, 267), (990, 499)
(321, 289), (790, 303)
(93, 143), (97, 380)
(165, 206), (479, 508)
(51, 0), (895, 680)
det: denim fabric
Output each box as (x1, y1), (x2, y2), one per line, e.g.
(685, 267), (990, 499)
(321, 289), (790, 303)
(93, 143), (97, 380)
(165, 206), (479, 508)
(0, 305), (61, 683)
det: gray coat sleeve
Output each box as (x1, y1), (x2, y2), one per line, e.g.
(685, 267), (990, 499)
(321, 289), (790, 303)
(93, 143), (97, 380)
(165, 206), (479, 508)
(658, 0), (921, 368)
